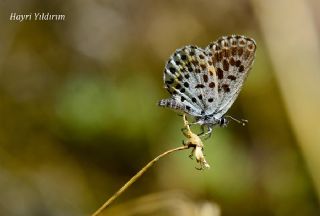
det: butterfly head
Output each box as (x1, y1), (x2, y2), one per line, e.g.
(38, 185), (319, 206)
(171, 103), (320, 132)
(196, 114), (229, 128)
(218, 116), (229, 127)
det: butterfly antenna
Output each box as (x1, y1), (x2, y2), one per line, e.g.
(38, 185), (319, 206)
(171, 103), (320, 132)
(225, 115), (248, 126)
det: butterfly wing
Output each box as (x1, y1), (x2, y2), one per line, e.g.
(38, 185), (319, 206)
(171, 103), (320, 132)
(159, 45), (218, 117)
(204, 35), (256, 118)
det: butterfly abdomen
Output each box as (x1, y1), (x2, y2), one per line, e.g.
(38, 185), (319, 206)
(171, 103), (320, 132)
(158, 98), (198, 114)
(159, 98), (183, 110)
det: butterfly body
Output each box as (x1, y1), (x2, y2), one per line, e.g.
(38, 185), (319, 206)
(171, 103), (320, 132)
(159, 35), (256, 136)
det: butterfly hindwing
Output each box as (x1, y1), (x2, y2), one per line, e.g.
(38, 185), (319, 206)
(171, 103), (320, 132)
(161, 45), (217, 116)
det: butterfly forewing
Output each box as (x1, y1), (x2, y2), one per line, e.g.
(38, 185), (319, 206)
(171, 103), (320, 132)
(205, 35), (256, 118)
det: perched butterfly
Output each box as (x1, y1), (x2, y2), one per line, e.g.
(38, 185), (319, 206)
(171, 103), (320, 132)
(159, 35), (256, 137)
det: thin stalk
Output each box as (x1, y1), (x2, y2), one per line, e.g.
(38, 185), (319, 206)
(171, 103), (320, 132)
(91, 145), (189, 216)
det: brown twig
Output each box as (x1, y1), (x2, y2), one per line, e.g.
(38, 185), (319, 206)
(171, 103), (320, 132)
(91, 114), (208, 216)
(91, 145), (189, 216)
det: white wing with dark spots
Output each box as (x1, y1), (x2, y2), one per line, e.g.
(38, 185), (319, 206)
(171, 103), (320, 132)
(204, 35), (256, 118)
(159, 35), (256, 126)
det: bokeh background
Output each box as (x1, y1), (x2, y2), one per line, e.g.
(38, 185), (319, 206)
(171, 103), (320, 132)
(1, 0), (320, 215)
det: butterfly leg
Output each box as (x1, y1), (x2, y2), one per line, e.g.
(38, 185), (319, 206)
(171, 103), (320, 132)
(205, 127), (213, 139)
(187, 121), (198, 126)
(199, 126), (212, 140)
(197, 125), (206, 136)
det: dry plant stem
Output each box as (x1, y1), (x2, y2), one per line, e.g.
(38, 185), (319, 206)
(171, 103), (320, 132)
(91, 114), (206, 216)
(91, 145), (189, 216)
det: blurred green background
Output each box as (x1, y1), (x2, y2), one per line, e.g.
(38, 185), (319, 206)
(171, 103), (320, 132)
(1, 0), (320, 215)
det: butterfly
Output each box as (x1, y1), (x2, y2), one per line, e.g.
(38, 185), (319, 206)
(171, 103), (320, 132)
(158, 35), (256, 137)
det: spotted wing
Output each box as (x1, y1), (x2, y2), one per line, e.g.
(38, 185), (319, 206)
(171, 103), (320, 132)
(159, 45), (218, 117)
(204, 35), (256, 118)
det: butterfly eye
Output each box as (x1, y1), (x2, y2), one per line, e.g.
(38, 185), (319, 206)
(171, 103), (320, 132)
(219, 117), (229, 127)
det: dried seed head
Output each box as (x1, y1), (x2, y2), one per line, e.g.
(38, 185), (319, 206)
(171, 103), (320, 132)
(182, 115), (210, 170)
